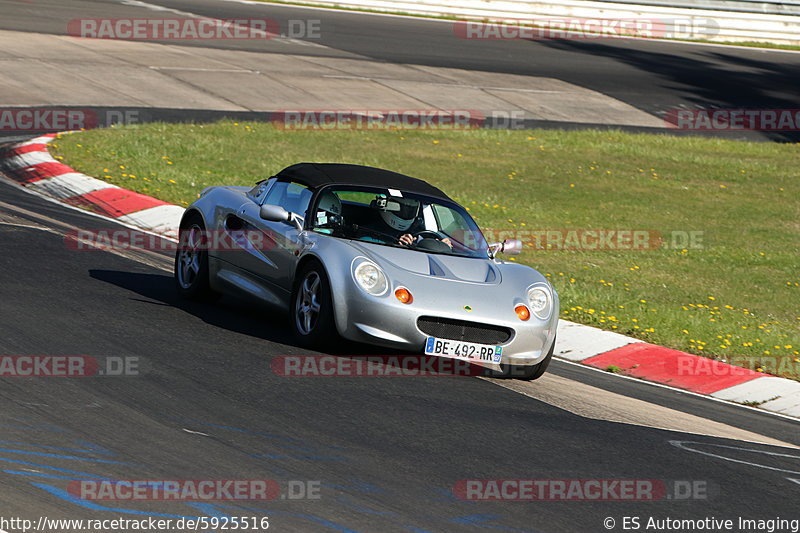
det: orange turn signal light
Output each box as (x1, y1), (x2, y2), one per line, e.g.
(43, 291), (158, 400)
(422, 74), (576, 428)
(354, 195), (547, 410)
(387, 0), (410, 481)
(515, 304), (531, 321)
(395, 287), (413, 304)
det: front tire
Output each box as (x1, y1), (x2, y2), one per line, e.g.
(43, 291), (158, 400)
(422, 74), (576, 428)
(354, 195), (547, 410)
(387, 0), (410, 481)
(489, 334), (556, 381)
(291, 262), (336, 347)
(174, 214), (219, 301)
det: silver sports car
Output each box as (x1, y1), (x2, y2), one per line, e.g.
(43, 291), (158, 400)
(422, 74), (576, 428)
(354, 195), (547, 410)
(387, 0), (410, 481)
(174, 163), (558, 379)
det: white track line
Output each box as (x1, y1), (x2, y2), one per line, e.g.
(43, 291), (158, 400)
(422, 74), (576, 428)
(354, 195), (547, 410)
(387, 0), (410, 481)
(550, 357), (800, 424)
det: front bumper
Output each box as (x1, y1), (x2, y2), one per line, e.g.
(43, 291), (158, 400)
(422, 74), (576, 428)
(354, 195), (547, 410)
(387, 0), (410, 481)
(334, 281), (558, 370)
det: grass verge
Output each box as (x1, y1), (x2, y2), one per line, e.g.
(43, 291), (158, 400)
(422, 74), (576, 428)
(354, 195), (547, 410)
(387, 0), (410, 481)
(51, 122), (800, 379)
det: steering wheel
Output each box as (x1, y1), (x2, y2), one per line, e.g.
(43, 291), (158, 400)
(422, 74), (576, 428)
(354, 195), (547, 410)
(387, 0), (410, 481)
(411, 230), (452, 252)
(414, 230), (448, 242)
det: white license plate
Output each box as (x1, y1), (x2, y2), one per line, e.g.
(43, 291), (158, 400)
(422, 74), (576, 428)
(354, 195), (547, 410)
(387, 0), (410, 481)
(424, 337), (503, 363)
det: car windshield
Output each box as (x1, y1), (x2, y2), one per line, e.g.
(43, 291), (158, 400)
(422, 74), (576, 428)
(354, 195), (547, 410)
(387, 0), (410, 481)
(309, 186), (489, 258)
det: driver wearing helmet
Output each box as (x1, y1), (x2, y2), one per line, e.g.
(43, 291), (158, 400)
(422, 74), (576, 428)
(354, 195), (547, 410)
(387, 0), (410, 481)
(373, 195), (452, 248)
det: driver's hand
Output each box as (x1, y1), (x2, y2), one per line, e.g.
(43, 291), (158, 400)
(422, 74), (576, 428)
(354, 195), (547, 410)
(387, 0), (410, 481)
(399, 234), (415, 246)
(441, 237), (453, 248)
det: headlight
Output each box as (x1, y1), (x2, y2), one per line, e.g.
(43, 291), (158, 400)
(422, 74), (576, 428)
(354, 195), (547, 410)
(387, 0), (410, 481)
(527, 286), (551, 319)
(353, 260), (388, 296)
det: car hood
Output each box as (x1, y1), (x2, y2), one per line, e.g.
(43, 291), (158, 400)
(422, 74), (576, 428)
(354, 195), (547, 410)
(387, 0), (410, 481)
(348, 241), (500, 284)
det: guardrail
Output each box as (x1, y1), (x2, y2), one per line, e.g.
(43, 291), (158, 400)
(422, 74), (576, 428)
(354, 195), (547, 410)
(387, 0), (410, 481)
(597, 0), (800, 16)
(299, 0), (800, 44)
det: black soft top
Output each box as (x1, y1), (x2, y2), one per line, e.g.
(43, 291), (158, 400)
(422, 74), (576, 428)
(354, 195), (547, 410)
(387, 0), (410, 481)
(274, 163), (451, 200)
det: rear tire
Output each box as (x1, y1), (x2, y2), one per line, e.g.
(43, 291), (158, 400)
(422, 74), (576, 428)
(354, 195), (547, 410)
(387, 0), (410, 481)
(174, 214), (219, 301)
(291, 262), (336, 348)
(489, 335), (556, 381)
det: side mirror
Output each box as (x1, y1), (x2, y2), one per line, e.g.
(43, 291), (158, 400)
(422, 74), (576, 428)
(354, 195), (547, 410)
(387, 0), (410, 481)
(260, 204), (303, 231)
(501, 239), (523, 255)
(488, 238), (523, 258)
(260, 204), (289, 222)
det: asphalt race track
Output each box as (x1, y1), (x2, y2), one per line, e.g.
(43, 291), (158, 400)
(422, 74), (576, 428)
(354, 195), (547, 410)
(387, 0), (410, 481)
(1, 1), (799, 531)
(1, 177), (799, 530)
(146, 0), (800, 125)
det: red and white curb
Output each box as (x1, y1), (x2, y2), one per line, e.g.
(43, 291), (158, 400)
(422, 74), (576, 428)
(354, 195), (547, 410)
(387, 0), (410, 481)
(556, 320), (800, 418)
(2, 134), (798, 419)
(0, 134), (184, 239)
